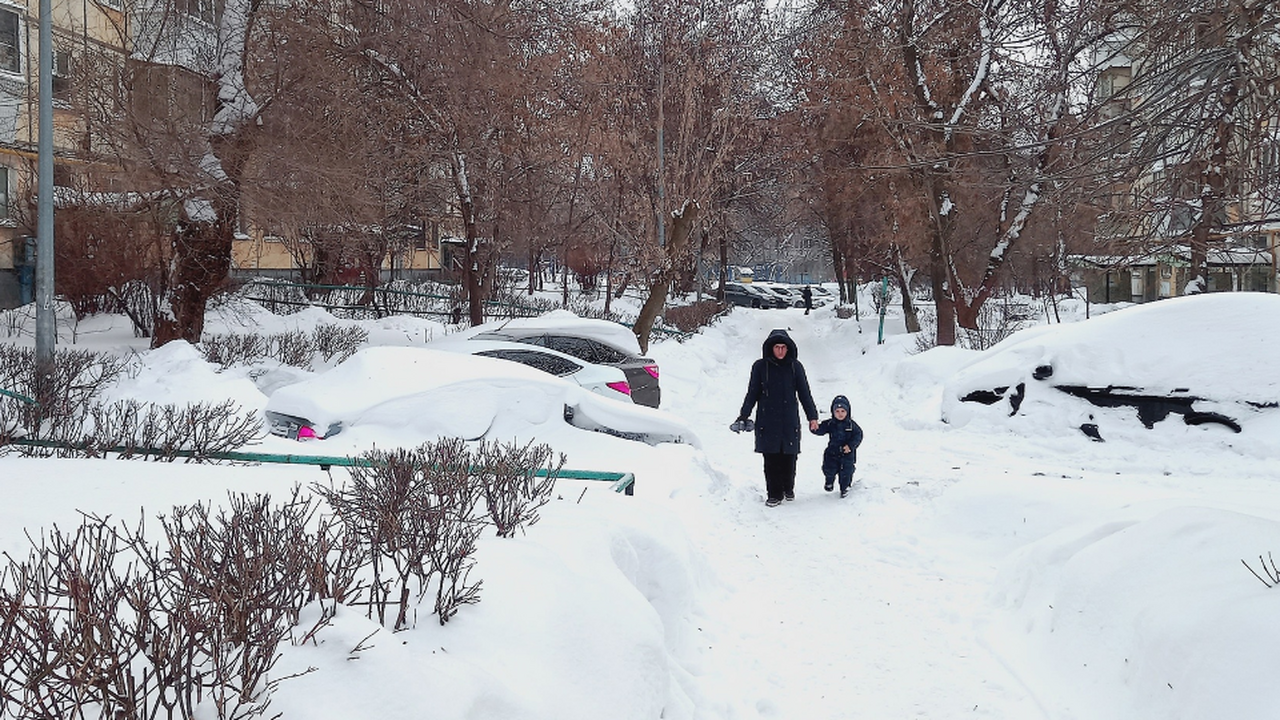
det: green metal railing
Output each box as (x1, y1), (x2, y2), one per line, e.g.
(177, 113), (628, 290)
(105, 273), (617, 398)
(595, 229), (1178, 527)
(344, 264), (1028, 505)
(0, 388), (38, 405)
(1, 438), (636, 494)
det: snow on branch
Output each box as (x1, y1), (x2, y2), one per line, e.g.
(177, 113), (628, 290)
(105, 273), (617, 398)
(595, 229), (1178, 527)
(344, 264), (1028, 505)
(209, 0), (259, 136)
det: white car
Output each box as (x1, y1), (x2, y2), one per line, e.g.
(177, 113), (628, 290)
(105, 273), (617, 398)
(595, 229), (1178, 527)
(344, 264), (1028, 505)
(455, 311), (662, 407)
(263, 347), (698, 447)
(427, 337), (634, 402)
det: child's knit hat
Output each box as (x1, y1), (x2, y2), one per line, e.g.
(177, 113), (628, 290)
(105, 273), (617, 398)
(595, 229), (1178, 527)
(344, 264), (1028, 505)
(831, 395), (851, 415)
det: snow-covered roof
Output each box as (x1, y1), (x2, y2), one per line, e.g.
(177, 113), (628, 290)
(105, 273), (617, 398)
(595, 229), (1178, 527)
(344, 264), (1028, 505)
(1071, 246), (1273, 269)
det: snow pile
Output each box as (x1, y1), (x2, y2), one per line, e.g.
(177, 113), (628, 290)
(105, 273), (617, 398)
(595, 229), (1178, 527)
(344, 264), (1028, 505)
(937, 293), (1280, 452)
(989, 505), (1280, 720)
(269, 489), (711, 720)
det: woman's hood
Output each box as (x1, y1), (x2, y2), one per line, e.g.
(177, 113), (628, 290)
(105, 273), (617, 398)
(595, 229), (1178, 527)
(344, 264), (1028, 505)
(761, 329), (798, 360)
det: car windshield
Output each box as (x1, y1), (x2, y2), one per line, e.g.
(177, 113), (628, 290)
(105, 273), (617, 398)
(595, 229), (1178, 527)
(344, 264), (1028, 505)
(475, 349), (581, 376)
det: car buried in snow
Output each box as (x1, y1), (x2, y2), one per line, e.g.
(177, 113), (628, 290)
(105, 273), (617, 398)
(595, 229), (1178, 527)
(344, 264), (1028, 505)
(939, 293), (1280, 440)
(263, 346), (698, 448)
(459, 316), (663, 408)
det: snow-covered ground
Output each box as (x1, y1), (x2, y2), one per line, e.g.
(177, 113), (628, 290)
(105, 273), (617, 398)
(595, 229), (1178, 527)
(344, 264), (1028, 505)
(3, 288), (1279, 719)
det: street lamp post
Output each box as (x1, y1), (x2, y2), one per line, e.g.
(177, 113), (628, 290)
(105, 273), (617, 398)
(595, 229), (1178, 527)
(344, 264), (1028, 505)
(35, 0), (56, 398)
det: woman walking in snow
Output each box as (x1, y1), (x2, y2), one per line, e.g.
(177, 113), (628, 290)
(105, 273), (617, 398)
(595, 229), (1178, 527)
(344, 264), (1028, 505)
(735, 328), (820, 507)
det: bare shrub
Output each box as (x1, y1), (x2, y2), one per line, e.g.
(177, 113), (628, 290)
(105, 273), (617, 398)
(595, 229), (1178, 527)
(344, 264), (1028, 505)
(957, 296), (1030, 351)
(104, 280), (163, 339)
(913, 308), (940, 353)
(201, 332), (270, 368)
(0, 346), (129, 456)
(0, 345), (126, 415)
(311, 324), (368, 364)
(416, 438), (485, 624)
(201, 323), (366, 371)
(313, 439), (486, 629)
(835, 304), (857, 320)
(473, 439), (563, 538)
(870, 283), (896, 316)
(663, 300), (724, 333)
(3, 399), (262, 461)
(1, 526), (104, 718)
(0, 489), (360, 719)
(911, 294), (1029, 352)
(269, 330), (314, 369)
(132, 489), (325, 719)
(1242, 552), (1279, 588)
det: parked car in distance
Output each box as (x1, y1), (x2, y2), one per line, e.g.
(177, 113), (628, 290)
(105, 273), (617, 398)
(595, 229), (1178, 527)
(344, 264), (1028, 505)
(429, 338), (635, 402)
(723, 282), (784, 308)
(263, 347), (698, 448)
(723, 282), (763, 308)
(797, 284), (832, 308)
(470, 328), (662, 408)
(755, 282), (806, 308)
(752, 284), (794, 309)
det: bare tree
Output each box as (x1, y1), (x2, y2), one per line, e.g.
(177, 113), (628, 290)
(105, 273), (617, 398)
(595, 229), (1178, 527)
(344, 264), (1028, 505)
(787, 0), (1121, 344)
(1096, 1), (1280, 292)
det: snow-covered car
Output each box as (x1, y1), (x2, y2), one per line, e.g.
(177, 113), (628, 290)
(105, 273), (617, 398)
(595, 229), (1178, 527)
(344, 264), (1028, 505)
(428, 335), (635, 403)
(263, 347), (698, 447)
(755, 282), (806, 308)
(939, 293), (1280, 439)
(466, 315), (662, 408)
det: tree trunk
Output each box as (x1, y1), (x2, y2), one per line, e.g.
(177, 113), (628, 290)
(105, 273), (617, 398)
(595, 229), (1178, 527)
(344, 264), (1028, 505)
(893, 250), (920, 334)
(633, 201), (700, 353)
(462, 203), (482, 326)
(451, 153), (484, 326)
(830, 234), (847, 304)
(929, 231), (956, 346)
(527, 249), (539, 295)
(717, 228), (727, 302)
(152, 215), (233, 347)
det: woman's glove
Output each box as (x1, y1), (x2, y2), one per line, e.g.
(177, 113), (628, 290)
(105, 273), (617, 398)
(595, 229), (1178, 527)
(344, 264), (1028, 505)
(729, 418), (755, 433)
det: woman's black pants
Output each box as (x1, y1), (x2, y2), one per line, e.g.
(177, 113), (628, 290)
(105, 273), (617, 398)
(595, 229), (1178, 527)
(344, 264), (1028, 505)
(762, 452), (798, 501)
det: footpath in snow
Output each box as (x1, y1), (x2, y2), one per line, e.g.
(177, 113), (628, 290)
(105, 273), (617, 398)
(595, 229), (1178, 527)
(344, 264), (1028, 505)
(651, 310), (1044, 718)
(647, 303), (1280, 719)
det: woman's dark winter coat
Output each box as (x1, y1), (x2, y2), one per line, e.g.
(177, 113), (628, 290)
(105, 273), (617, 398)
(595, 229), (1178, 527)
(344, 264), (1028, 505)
(738, 329), (819, 454)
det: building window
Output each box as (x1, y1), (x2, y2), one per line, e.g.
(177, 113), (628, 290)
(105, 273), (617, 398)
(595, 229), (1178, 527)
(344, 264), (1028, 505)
(0, 166), (9, 219)
(0, 8), (19, 74)
(52, 48), (72, 96)
(53, 163), (74, 187)
(176, 0), (216, 24)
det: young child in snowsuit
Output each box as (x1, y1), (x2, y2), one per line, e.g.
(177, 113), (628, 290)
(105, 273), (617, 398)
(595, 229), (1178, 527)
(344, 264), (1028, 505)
(811, 395), (864, 498)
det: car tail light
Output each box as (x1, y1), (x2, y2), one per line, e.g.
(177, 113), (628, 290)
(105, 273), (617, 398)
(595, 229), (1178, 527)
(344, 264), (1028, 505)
(297, 425), (320, 440)
(607, 380), (632, 395)
(644, 365), (660, 379)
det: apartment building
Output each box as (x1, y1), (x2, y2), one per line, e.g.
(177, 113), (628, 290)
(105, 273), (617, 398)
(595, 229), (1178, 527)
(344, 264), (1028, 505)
(0, 0), (128, 306)
(0, 0), (444, 310)
(1080, 12), (1280, 304)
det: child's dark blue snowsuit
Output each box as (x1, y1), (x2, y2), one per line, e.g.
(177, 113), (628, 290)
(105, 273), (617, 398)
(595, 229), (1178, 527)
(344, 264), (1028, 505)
(811, 395), (864, 492)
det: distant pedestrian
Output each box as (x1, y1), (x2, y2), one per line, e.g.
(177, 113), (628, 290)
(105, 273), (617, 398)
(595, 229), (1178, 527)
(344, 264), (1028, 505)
(735, 329), (819, 507)
(802, 285), (813, 315)
(812, 394), (864, 498)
